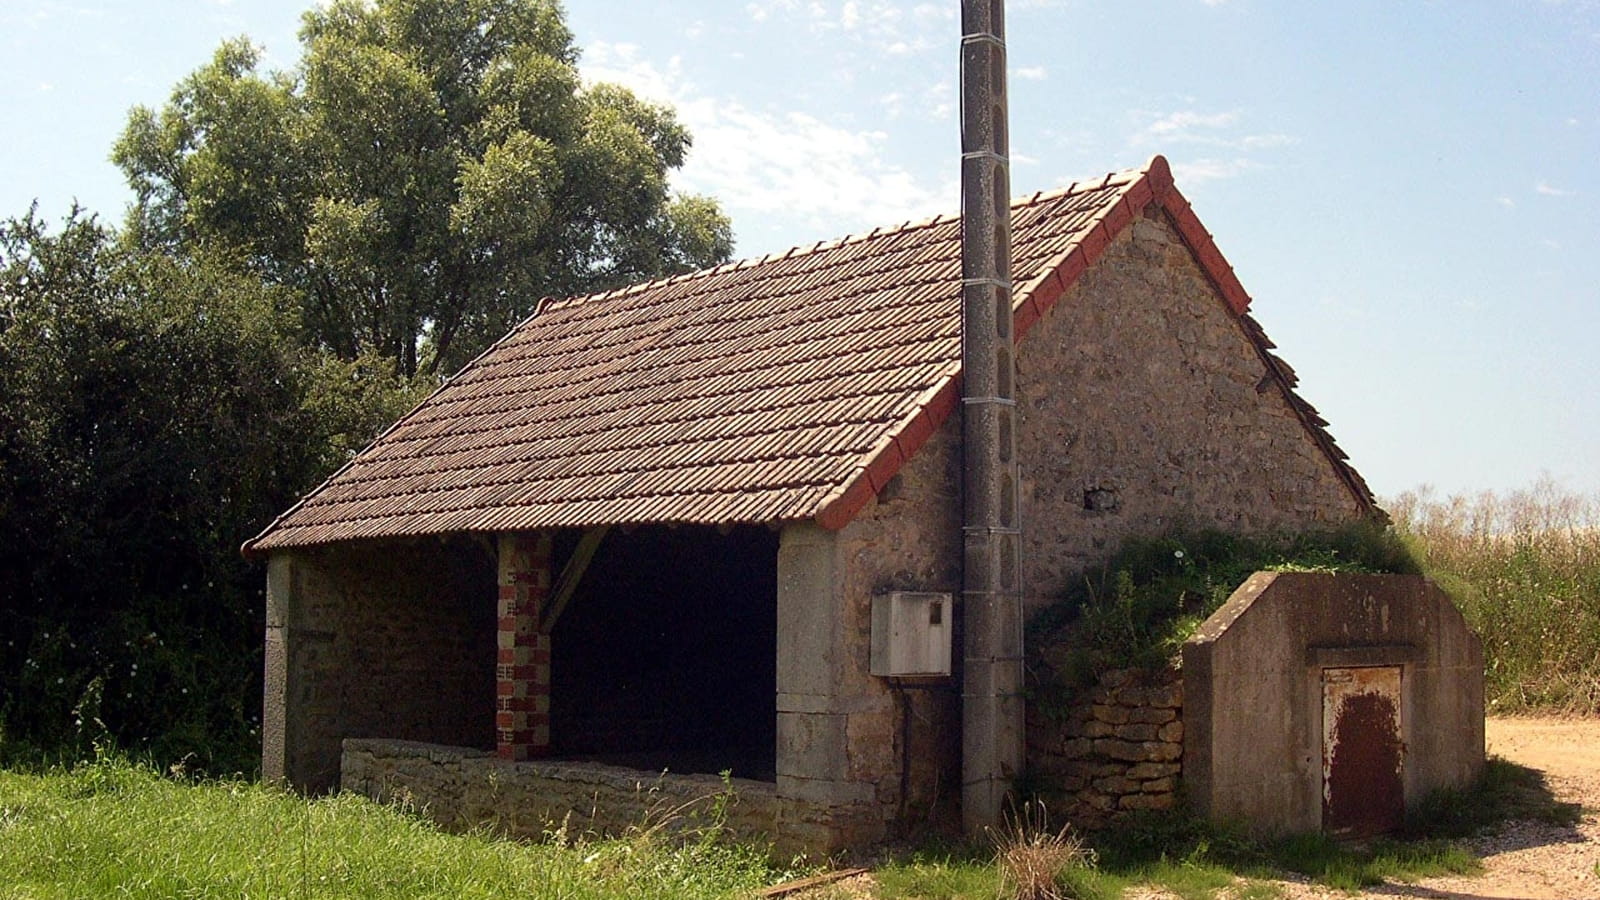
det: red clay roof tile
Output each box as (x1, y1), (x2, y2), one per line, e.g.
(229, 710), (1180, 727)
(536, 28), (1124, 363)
(244, 155), (1376, 554)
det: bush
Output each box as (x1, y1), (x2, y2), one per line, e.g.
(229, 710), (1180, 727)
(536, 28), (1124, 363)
(1027, 524), (1419, 692)
(0, 210), (425, 772)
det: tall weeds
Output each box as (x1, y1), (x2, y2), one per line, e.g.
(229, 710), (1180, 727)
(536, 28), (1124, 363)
(1388, 479), (1600, 714)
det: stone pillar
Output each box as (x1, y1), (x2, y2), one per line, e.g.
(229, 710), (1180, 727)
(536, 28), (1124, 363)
(496, 533), (553, 760)
(775, 522), (886, 849)
(261, 553), (295, 785)
(261, 551), (343, 792)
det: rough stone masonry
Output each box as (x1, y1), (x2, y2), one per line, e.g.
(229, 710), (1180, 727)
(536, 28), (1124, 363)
(1026, 666), (1184, 828)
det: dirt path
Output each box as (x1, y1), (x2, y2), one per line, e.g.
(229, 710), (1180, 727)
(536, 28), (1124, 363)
(1273, 716), (1600, 900)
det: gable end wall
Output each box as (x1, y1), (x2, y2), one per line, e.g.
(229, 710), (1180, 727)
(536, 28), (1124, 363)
(1015, 209), (1368, 611)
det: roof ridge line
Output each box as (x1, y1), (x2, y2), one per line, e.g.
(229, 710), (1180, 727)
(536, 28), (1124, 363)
(544, 161), (1159, 315)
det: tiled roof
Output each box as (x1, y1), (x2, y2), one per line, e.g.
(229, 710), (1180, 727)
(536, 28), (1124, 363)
(244, 155), (1376, 554)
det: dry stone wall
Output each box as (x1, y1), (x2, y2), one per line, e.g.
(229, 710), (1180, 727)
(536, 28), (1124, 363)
(342, 738), (781, 846)
(1026, 666), (1184, 828)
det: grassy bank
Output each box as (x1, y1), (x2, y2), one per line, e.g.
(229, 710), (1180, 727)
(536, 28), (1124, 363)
(0, 758), (790, 899)
(0, 751), (1574, 900)
(1389, 481), (1600, 714)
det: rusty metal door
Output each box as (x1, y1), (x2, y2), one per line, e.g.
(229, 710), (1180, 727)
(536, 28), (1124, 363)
(1322, 666), (1404, 837)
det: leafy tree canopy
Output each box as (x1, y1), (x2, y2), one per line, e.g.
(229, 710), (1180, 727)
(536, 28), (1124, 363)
(0, 208), (426, 768)
(115, 0), (733, 377)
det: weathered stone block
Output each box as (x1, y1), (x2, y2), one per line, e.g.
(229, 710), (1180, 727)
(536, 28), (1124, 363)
(1092, 739), (1145, 762)
(1120, 793), (1174, 811)
(1128, 707), (1177, 725)
(1146, 685), (1182, 708)
(1114, 722), (1159, 742)
(1142, 741), (1182, 762)
(1126, 762), (1181, 779)
(1092, 776), (1138, 795)
(1091, 704), (1131, 725)
(1113, 686), (1148, 707)
(1158, 720), (1184, 743)
(846, 708), (897, 781)
(1082, 720), (1115, 739)
(1141, 776), (1176, 793)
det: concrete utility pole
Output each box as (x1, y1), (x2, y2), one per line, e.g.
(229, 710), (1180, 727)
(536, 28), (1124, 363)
(959, 0), (1023, 837)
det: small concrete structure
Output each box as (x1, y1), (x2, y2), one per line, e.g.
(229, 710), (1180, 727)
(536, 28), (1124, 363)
(1182, 572), (1484, 836)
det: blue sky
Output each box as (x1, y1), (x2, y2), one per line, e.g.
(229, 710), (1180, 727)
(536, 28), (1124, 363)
(3, 1), (1597, 501)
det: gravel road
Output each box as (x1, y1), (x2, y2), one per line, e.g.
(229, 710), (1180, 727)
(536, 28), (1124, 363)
(1269, 715), (1600, 900)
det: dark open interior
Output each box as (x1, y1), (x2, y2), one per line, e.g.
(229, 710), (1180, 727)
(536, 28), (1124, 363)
(549, 524), (778, 781)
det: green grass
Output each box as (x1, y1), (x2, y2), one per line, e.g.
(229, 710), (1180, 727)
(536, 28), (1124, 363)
(871, 767), (1539, 900)
(1388, 480), (1600, 714)
(1027, 524), (1419, 705)
(0, 757), (791, 899)
(1402, 756), (1582, 837)
(2, 752), (1558, 900)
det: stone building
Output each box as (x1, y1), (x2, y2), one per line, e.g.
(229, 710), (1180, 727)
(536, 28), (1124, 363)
(245, 156), (1380, 851)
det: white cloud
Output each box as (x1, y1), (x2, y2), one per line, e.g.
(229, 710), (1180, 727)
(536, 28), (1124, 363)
(923, 80), (954, 121)
(1137, 110), (1240, 141)
(1535, 181), (1571, 197)
(1170, 158), (1258, 183)
(1014, 65), (1048, 81)
(1238, 132), (1297, 150)
(582, 42), (951, 253)
(1497, 196), (1516, 208)
(741, 0), (944, 58)
(1128, 108), (1296, 181)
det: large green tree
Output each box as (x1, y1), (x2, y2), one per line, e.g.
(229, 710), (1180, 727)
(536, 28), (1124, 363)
(115, 0), (732, 377)
(0, 210), (423, 768)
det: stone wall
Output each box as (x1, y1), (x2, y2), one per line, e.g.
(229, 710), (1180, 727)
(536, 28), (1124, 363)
(767, 206), (1375, 847)
(838, 420), (965, 835)
(1015, 207), (1371, 615)
(1026, 667), (1184, 829)
(774, 424), (965, 850)
(342, 738), (781, 846)
(263, 538), (497, 791)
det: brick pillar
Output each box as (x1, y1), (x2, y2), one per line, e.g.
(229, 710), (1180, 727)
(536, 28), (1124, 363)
(497, 533), (553, 760)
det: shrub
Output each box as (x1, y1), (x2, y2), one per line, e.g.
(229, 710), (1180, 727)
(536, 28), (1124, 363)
(1027, 524), (1419, 693)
